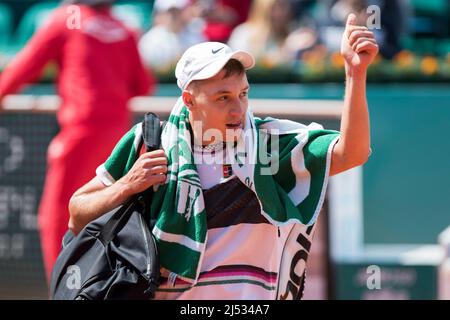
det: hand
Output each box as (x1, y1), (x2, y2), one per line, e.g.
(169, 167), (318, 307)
(341, 13), (379, 74)
(118, 149), (167, 196)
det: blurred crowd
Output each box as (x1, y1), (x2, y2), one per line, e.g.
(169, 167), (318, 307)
(0, 0), (448, 76)
(137, 0), (428, 72)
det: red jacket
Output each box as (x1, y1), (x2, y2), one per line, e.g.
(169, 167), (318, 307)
(204, 0), (252, 42)
(0, 5), (155, 127)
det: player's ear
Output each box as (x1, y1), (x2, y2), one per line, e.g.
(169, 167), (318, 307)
(182, 90), (196, 111)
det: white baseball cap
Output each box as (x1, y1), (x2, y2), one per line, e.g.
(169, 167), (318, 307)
(175, 42), (255, 90)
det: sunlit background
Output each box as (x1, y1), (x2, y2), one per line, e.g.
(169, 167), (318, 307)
(0, 0), (449, 300)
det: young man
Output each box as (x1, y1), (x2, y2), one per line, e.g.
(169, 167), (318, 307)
(69, 13), (378, 299)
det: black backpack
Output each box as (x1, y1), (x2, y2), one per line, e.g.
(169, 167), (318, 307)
(50, 113), (163, 300)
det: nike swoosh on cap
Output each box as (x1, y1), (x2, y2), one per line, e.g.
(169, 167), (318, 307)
(212, 47), (224, 54)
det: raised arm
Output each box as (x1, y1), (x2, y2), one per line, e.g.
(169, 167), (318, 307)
(330, 13), (379, 176)
(68, 149), (167, 235)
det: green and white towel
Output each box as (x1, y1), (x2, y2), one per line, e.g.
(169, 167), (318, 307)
(97, 97), (340, 284)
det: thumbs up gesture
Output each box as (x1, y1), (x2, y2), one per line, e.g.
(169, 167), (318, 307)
(341, 13), (379, 73)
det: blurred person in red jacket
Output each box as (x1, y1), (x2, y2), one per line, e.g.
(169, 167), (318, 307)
(0, 0), (156, 283)
(201, 0), (253, 43)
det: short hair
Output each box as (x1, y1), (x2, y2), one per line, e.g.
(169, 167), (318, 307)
(188, 59), (245, 90)
(221, 59), (245, 79)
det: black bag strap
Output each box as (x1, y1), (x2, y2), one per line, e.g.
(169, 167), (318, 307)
(98, 113), (164, 245)
(142, 112), (163, 152)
